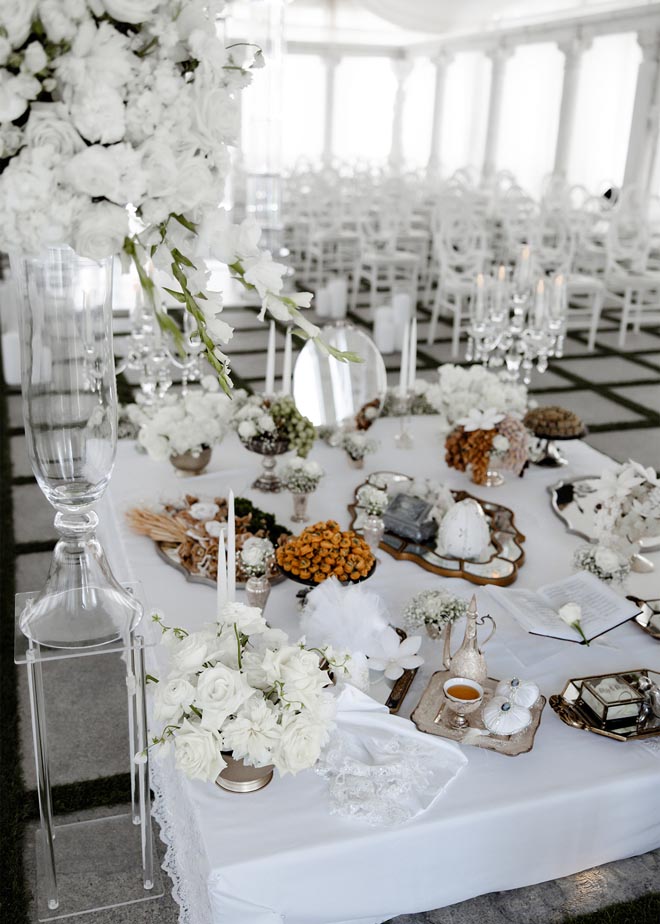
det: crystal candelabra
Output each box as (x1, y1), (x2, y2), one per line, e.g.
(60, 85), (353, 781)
(465, 262), (567, 385)
(114, 285), (173, 403)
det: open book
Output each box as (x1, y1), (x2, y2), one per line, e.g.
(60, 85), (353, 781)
(488, 572), (641, 644)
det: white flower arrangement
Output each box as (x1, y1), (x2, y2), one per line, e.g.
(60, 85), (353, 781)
(132, 381), (231, 461)
(232, 394), (316, 457)
(356, 484), (389, 517)
(590, 461), (660, 552)
(0, 2), (357, 391)
(282, 457), (324, 494)
(573, 544), (631, 585)
(239, 537), (274, 578)
(146, 604), (338, 781)
(426, 365), (529, 426)
(340, 431), (379, 461)
(402, 589), (468, 633)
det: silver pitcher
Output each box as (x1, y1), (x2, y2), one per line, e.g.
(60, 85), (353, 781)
(443, 595), (496, 684)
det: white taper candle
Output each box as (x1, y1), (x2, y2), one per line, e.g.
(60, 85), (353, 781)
(227, 490), (236, 602)
(217, 529), (227, 618)
(282, 326), (292, 395)
(407, 316), (417, 391)
(399, 320), (410, 398)
(265, 321), (276, 395)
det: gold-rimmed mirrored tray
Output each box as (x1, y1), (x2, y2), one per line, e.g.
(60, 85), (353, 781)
(627, 595), (660, 641)
(549, 476), (660, 552)
(348, 472), (526, 586)
(411, 670), (545, 756)
(550, 669), (660, 741)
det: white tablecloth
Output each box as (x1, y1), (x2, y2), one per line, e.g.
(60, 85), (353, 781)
(100, 416), (660, 924)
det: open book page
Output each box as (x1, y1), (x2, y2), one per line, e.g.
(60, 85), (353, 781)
(489, 573), (640, 643)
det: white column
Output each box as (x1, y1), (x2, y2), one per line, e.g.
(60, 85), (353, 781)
(427, 51), (453, 175)
(553, 35), (591, 179)
(389, 59), (414, 172)
(623, 32), (660, 190)
(322, 54), (340, 168)
(643, 44), (660, 194)
(482, 45), (512, 182)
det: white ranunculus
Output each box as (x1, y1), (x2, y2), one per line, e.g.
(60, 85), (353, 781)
(74, 201), (128, 261)
(0, 0), (38, 46)
(24, 103), (84, 159)
(195, 664), (256, 731)
(168, 632), (209, 676)
(70, 86), (125, 144)
(273, 711), (328, 776)
(220, 601), (268, 636)
(23, 42), (48, 74)
(153, 677), (196, 725)
(0, 72), (40, 122)
(594, 546), (622, 574)
(242, 252), (288, 298)
(221, 699), (280, 767)
(174, 719), (225, 783)
(97, 0), (161, 24)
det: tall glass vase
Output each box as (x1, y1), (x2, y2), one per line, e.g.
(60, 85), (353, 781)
(13, 246), (143, 648)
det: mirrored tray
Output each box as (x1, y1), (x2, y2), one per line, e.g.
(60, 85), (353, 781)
(550, 669), (660, 741)
(411, 670), (545, 756)
(627, 596), (660, 640)
(549, 476), (660, 552)
(348, 472), (526, 586)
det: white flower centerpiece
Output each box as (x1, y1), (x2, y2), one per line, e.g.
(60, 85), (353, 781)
(403, 589), (468, 639)
(239, 537), (275, 610)
(129, 376), (231, 473)
(340, 432), (379, 469)
(586, 461), (660, 573)
(147, 603), (338, 791)
(282, 457), (325, 524)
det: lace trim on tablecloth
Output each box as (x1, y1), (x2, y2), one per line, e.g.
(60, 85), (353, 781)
(151, 754), (213, 924)
(316, 730), (464, 827)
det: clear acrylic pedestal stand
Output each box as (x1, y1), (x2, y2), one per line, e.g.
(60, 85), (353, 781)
(14, 583), (164, 921)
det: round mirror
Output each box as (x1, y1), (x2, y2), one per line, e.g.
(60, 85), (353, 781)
(293, 323), (387, 428)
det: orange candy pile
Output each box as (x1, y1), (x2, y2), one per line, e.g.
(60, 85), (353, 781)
(276, 519), (374, 583)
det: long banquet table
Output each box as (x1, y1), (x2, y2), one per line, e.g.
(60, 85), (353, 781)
(99, 416), (660, 924)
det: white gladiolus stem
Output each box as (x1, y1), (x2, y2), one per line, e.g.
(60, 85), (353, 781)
(228, 490), (236, 602)
(265, 321), (276, 395)
(217, 529), (227, 617)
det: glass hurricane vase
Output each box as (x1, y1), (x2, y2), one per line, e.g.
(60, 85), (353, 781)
(13, 246), (143, 649)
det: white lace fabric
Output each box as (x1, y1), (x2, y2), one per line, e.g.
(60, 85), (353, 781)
(316, 686), (467, 827)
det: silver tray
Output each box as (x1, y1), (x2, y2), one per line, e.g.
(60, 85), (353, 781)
(155, 543), (285, 590)
(411, 670), (545, 756)
(349, 472), (526, 587)
(549, 476), (660, 552)
(550, 669), (660, 741)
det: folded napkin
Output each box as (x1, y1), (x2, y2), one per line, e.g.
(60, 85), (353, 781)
(316, 686), (467, 827)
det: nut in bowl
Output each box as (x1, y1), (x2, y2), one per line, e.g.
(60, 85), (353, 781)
(276, 520), (376, 586)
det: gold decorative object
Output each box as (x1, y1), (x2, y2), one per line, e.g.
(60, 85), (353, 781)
(550, 670), (660, 741)
(348, 472), (525, 586)
(216, 754), (274, 793)
(412, 670), (545, 756)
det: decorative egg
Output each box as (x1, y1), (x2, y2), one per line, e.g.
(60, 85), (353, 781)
(482, 695), (532, 736)
(496, 677), (540, 708)
(436, 499), (490, 561)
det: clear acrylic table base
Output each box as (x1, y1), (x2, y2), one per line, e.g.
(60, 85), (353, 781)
(15, 585), (164, 921)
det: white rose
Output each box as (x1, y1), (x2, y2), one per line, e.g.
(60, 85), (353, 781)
(171, 156), (216, 212)
(97, 0), (161, 24)
(220, 601), (268, 636)
(168, 632), (209, 676)
(195, 664), (256, 731)
(189, 502), (219, 521)
(221, 699), (280, 767)
(190, 81), (238, 153)
(39, 1), (79, 42)
(70, 86), (125, 144)
(272, 711), (328, 775)
(153, 677), (196, 725)
(74, 201), (128, 261)
(24, 103), (84, 159)
(238, 420), (257, 440)
(0, 72), (39, 122)
(258, 645), (302, 686)
(258, 414), (276, 432)
(174, 719), (225, 783)
(558, 602), (582, 626)
(594, 546), (621, 573)
(280, 649), (330, 709)
(0, 0), (38, 46)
